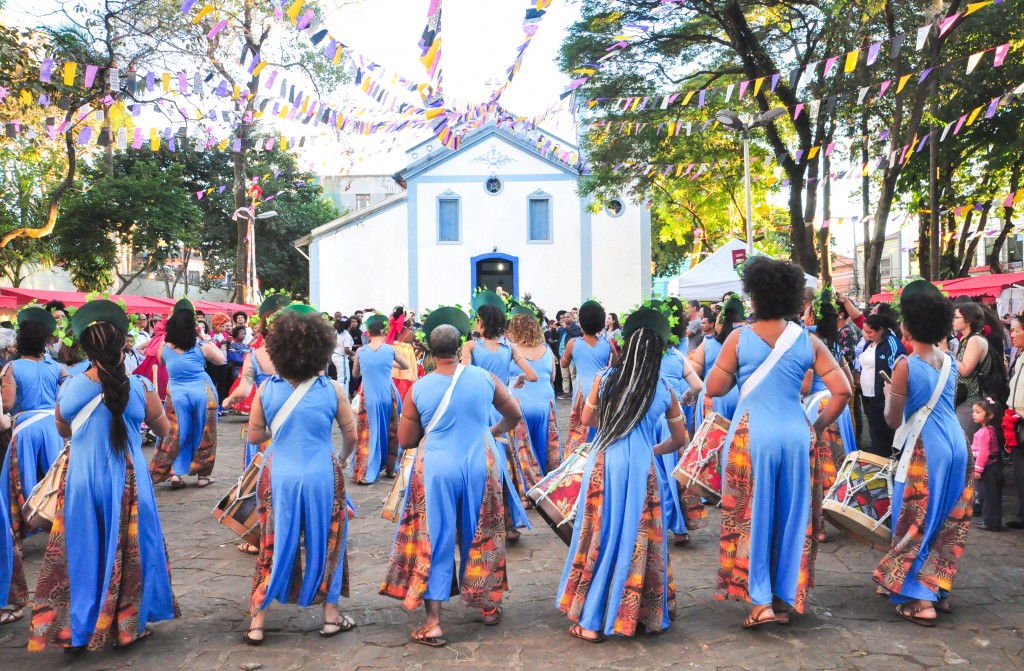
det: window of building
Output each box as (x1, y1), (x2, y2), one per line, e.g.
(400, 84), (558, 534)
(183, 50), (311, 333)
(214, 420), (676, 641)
(605, 198), (625, 217)
(187, 270), (201, 284)
(1007, 235), (1024, 266)
(437, 194), (461, 243)
(880, 256), (892, 280)
(484, 177), (502, 195)
(528, 193), (552, 243)
(355, 193), (371, 209)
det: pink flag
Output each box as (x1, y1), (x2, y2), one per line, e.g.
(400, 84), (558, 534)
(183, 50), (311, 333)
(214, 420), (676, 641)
(84, 65), (98, 88)
(938, 14), (961, 35)
(994, 43), (1010, 67)
(739, 80), (749, 99)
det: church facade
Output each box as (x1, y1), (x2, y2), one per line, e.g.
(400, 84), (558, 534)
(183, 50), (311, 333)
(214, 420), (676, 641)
(299, 125), (650, 316)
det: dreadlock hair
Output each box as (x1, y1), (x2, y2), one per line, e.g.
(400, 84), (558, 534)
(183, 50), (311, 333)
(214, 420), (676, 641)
(79, 322), (131, 457)
(594, 327), (664, 453)
(477, 305), (506, 339)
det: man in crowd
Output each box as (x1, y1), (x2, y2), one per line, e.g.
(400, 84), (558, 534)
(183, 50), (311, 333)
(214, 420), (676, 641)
(233, 311), (253, 345)
(700, 306), (716, 337)
(685, 300), (703, 353)
(557, 310), (582, 399)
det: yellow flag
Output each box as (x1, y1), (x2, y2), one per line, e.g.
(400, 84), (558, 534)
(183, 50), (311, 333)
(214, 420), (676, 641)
(966, 105), (983, 125)
(966, 1), (991, 16)
(218, 138), (228, 151)
(63, 62), (77, 86)
(844, 49), (860, 73)
(161, 72), (171, 92)
(19, 90), (32, 105)
(286, 0), (305, 23)
(895, 73), (913, 94)
(280, 136), (288, 150)
(808, 146), (820, 160)
(191, 4), (213, 24)
(753, 77), (765, 96)
(252, 61), (268, 77)
(630, 97), (641, 111)
(681, 90), (695, 105)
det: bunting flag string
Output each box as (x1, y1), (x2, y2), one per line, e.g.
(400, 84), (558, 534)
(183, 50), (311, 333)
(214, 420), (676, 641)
(489, 0), (554, 103)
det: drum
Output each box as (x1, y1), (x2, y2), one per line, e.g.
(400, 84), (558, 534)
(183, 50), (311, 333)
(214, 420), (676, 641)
(526, 443), (592, 546)
(212, 452), (263, 544)
(381, 447), (417, 522)
(823, 450), (894, 550)
(23, 446), (69, 532)
(672, 412), (729, 506)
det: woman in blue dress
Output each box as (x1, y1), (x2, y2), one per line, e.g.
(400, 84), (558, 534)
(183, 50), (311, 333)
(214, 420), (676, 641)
(558, 308), (689, 642)
(149, 300), (226, 489)
(561, 300), (613, 455)
(352, 314), (409, 484)
(381, 308), (523, 647)
(508, 309), (560, 475)
(1, 307), (67, 539)
(690, 296), (744, 427)
(460, 298), (536, 538)
(244, 306), (358, 645)
(30, 300), (177, 652)
(706, 257), (851, 628)
(874, 281), (974, 626)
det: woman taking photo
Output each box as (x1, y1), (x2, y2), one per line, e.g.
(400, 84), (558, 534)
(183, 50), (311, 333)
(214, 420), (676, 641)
(149, 299), (226, 489)
(706, 257), (850, 628)
(1, 307), (67, 538)
(557, 307), (689, 641)
(858, 312), (904, 457)
(30, 300), (176, 652)
(953, 302), (1006, 444)
(561, 300), (613, 454)
(875, 281), (974, 625)
(381, 309), (522, 647)
(244, 305), (357, 645)
(352, 314), (409, 484)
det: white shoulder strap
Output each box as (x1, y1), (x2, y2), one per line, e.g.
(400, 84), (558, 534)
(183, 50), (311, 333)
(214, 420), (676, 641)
(894, 355), (952, 482)
(270, 377), (317, 436)
(70, 394), (104, 435)
(740, 322), (803, 401)
(424, 364), (465, 436)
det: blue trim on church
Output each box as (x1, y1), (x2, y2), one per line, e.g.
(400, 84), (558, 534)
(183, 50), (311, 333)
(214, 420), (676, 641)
(470, 252), (519, 300)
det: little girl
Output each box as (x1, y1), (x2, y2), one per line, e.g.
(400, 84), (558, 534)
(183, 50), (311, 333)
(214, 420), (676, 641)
(971, 398), (1003, 531)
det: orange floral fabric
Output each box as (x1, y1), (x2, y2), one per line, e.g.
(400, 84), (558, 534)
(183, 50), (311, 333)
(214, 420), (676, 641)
(564, 392), (588, 455)
(558, 451), (675, 636)
(512, 413), (544, 493)
(5, 439), (27, 539)
(546, 399), (562, 472)
(351, 387), (400, 483)
(379, 437), (507, 611)
(873, 440), (974, 596)
(149, 384), (218, 482)
(813, 396), (845, 493)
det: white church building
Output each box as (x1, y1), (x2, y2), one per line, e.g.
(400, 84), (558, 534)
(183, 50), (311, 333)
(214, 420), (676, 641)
(298, 125), (651, 315)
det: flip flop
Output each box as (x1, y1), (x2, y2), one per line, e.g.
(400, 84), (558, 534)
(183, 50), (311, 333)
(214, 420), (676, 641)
(169, 477), (186, 490)
(320, 615), (356, 637)
(0, 609), (24, 626)
(482, 607), (502, 626)
(411, 626), (447, 648)
(238, 542), (259, 555)
(742, 605), (776, 629)
(196, 477), (215, 488)
(568, 623), (605, 643)
(114, 627), (152, 650)
(896, 603), (936, 627)
(243, 627), (264, 646)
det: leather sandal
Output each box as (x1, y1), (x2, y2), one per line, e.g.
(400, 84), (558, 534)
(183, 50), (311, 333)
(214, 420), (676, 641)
(482, 606), (502, 626)
(568, 623), (605, 643)
(742, 604), (776, 629)
(896, 602), (937, 627)
(320, 614), (356, 637)
(243, 627), (264, 646)
(411, 625), (447, 648)
(0, 609), (24, 626)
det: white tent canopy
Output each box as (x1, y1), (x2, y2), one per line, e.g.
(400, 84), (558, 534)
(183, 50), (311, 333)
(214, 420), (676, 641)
(674, 238), (817, 302)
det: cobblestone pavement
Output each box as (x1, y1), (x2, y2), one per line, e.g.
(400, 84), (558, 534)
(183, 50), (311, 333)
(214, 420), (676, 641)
(3, 399), (1023, 670)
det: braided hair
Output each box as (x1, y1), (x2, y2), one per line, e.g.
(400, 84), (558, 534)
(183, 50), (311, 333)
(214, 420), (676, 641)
(593, 327), (664, 453)
(79, 322), (132, 456)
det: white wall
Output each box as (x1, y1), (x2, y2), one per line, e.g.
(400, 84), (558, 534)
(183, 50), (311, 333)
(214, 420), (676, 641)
(591, 203), (645, 313)
(311, 202), (409, 313)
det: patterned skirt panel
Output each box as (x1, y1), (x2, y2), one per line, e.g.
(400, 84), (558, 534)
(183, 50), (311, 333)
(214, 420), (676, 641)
(149, 385), (218, 482)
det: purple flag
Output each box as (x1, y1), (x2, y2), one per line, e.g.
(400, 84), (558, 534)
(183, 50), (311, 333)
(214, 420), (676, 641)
(40, 59), (54, 83)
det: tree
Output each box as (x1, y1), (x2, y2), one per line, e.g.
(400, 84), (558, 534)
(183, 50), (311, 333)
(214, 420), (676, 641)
(54, 152), (203, 292)
(158, 0), (347, 302)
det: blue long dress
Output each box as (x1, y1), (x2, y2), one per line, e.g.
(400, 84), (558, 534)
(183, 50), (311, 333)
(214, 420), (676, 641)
(151, 343), (217, 480)
(251, 376), (348, 612)
(30, 372), (178, 650)
(653, 347), (691, 535)
(558, 374), (676, 636)
(354, 344), (400, 483)
(380, 366), (508, 611)
(243, 351), (273, 469)
(874, 355), (972, 605)
(511, 348), (560, 474)
(1, 358), (65, 537)
(565, 337), (612, 450)
(470, 338), (530, 528)
(716, 325), (818, 613)
(65, 360), (91, 376)
(693, 336), (739, 427)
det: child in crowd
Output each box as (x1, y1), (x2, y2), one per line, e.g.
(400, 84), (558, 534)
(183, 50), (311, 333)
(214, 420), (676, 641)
(972, 397), (1004, 531)
(228, 325), (250, 379)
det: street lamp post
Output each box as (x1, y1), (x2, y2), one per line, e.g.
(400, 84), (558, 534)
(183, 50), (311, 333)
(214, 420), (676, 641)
(233, 199), (278, 304)
(715, 107), (787, 255)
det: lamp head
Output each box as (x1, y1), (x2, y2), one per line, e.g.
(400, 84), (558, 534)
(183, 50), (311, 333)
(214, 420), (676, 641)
(715, 109), (745, 131)
(752, 107), (786, 128)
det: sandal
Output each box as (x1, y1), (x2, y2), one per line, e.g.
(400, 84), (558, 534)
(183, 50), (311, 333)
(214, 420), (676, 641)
(0, 608), (24, 626)
(895, 602), (936, 627)
(568, 623), (605, 643)
(674, 533), (690, 546)
(196, 477), (215, 488)
(238, 542), (259, 555)
(934, 598), (952, 615)
(113, 627), (152, 650)
(506, 529), (521, 544)
(482, 606), (502, 626)
(742, 604), (776, 629)
(411, 625), (447, 648)
(243, 627), (264, 646)
(772, 599), (791, 625)
(169, 476), (186, 490)
(320, 614), (356, 637)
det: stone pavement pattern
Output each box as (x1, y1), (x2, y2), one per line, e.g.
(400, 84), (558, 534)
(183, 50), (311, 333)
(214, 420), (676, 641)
(2, 400), (1023, 670)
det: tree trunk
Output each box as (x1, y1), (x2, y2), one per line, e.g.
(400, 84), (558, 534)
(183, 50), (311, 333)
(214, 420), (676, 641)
(917, 211), (931, 280)
(860, 111), (871, 301)
(959, 203), (990, 277)
(116, 256), (152, 294)
(818, 150), (833, 285)
(927, 80), (940, 280)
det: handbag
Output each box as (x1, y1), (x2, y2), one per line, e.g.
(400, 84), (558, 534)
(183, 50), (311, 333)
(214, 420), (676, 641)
(381, 364), (465, 521)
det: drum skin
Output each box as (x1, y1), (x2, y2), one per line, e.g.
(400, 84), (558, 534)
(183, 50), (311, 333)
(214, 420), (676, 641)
(822, 450), (894, 550)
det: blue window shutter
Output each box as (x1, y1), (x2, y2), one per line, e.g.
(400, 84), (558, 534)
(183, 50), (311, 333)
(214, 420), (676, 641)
(438, 198), (459, 242)
(529, 198), (550, 241)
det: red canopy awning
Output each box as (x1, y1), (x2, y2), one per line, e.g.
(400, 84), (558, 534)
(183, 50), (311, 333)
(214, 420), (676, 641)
(868, 273), (1024, 303)
(0, 288), (255, 316)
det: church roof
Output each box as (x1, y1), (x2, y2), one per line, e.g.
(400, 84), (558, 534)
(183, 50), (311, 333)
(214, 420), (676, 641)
(294, 190), (408, 246)
(394, 124), (580, 182)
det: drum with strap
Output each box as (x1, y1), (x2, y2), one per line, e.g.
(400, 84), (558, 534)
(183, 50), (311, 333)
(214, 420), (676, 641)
(822, 450), (894, 549)
(672, 411), (729, 505)
(212, 452), (263, 544)
(381, 447), (417, 522)
(526, 443), (592, 545)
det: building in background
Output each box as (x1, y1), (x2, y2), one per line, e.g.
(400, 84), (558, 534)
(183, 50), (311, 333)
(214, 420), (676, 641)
(319, 175), (402, 214)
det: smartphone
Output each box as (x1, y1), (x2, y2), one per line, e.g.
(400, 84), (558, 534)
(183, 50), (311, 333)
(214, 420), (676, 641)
(880, 371), (892, 385)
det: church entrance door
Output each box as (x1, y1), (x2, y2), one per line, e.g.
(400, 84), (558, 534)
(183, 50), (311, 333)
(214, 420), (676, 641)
(470, 253), (518, 299)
